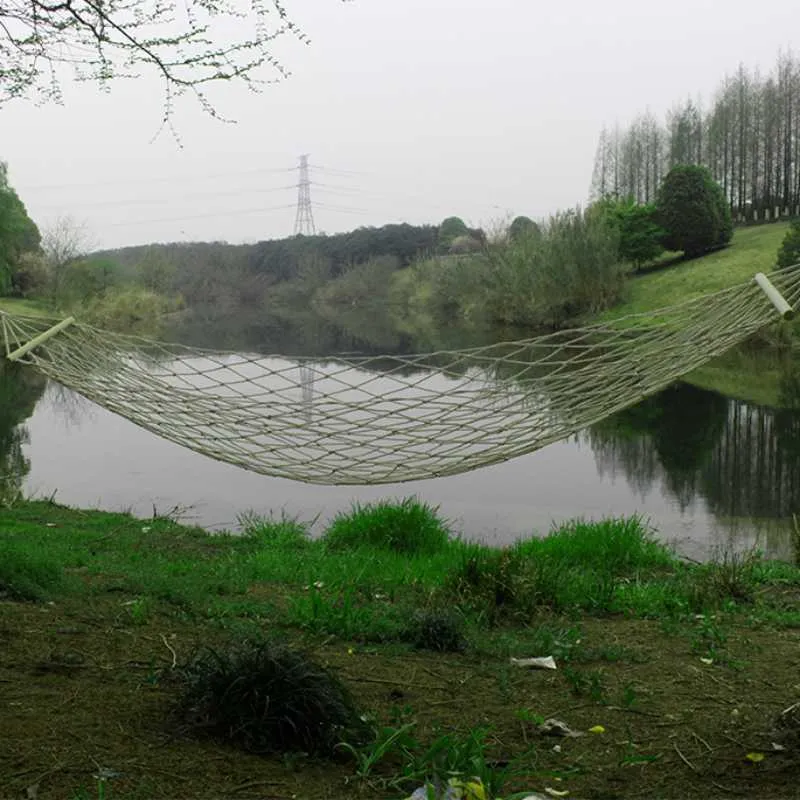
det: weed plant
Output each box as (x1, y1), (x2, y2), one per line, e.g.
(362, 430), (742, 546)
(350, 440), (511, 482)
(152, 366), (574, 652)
(685, 549), (760, 610)
(339, 722), (513, 798)
(175, 639), (368, 755)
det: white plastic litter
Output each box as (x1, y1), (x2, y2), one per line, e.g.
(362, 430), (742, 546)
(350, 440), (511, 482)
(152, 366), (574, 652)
(510, 656), (557, 670)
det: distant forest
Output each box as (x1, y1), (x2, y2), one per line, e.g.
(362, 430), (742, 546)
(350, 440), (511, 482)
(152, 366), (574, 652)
(592, 50), (800, 222)
(97, 223), (435, 296)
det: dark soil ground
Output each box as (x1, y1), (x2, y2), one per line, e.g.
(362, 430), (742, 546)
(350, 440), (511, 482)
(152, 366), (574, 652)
(2, 593), (799, 800)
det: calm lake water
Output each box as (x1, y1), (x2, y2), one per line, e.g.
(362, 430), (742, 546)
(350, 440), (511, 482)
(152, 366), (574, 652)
(2, 312), (799, 561)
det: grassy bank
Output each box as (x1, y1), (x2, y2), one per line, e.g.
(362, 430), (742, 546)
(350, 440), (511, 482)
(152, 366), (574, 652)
(1, 499), (799, 799)
(0, 296), (52, 318)
(606, 222), (790, 319)
(603, 223), (793, 406)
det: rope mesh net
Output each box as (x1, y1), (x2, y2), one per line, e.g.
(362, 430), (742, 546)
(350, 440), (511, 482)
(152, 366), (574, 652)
(3, 266), (800, 485)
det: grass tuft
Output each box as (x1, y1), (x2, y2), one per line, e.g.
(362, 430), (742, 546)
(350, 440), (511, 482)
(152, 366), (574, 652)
(238, 510), (311, 550)
(0, 540), (64, 601)
(175, 638), (367, 755)
(404, 609), (468, 653)
(322, 498), (451, 555)
(513, 516), (674, 574)
(686, 549), (760, 610)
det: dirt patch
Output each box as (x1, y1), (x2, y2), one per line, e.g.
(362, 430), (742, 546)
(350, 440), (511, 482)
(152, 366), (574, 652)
(2, 596), (800, 799)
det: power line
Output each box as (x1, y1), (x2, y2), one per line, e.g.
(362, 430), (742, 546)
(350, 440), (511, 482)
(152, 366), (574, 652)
(105, 203), (296, 227)
(311, 165), (370, 177)
(21, 165), (298, 193)
(33, 184), (299, 212)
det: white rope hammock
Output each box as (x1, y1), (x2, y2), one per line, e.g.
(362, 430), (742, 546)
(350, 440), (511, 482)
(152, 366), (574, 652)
(1, 268), (798, 485)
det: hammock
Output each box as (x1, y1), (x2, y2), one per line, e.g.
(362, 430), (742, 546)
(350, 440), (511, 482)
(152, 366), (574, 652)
(1, 268), (798, 485)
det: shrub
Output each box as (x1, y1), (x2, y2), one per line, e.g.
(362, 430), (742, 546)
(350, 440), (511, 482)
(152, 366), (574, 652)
(312, 255), (399, 310)
(400, 206), (623, 330)
(657, 164), (732, 257)
(322, 498), (451, 555)
(482, 207), (624, 328)
(77, 286), (174, 333)
(590, 197), (665, 269)
(175, 639), (367, 755)
(777, 218), (800, 268)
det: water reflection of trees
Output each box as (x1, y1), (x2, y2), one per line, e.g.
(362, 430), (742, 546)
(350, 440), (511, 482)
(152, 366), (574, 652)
(0, 363), (46, 502)
(589, 384), (729, 509)
(589, 380), (800, 520)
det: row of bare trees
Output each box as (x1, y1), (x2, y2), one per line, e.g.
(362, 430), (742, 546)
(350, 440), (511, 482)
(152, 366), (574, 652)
(592, 51), (800, 222)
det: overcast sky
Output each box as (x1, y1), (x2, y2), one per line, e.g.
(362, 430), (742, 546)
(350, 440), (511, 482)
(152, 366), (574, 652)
(2, 0), (798, 250)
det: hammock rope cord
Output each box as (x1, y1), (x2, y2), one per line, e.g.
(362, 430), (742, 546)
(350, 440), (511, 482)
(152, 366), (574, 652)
(2, 266), (800, 485)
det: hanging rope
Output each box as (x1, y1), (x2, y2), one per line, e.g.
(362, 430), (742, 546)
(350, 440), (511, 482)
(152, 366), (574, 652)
(2, 267), (799, 485)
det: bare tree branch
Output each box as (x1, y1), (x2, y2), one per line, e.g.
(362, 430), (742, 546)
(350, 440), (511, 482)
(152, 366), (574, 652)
(0, 0), (328, 118)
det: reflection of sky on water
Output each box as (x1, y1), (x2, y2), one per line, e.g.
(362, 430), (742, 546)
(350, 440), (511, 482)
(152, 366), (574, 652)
(18, 376), (796, 562)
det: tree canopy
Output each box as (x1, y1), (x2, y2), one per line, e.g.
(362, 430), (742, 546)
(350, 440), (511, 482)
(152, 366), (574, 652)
(438, 217), (469, 248)
(591, 52), (800, 223)
(590, 197), (665, 269)
(657, 165), (732, 257)
(508, 215), (541, 243)
(0, 0), (315, 113)
(0, 163), (40, 294)
(777, 219), (800, 268)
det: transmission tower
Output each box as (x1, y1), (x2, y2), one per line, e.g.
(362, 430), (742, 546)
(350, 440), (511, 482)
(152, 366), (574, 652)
(293, 154), (316, 236)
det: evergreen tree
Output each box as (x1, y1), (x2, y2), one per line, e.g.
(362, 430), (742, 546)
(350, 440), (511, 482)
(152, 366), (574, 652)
(0, 163), (40, 295)
(777, 219), (800, 267)
(657, 165), (731, 257)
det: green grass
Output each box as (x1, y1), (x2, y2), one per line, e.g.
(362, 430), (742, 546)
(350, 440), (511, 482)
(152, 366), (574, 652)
(512, 516), (673, 573)
(0, 538), (65, 600)
(322, 498), (451, 555)
(684, 346), (785, 407)
(3, 500), (796, 628)
(0, 297), (52, 318)
(596, 222), (795, 405)
(4, 499), (800, 799)
(605, 222), (791, 318)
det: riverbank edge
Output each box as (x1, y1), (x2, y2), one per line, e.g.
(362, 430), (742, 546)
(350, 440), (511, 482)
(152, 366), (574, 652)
(1, 498), (800, 799)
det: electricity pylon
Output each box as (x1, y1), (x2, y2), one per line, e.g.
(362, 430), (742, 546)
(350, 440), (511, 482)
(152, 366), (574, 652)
(293, 154), (316, 236)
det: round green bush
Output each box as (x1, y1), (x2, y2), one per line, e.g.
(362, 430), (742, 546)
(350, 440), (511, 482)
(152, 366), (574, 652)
(657, 164), (732, 256)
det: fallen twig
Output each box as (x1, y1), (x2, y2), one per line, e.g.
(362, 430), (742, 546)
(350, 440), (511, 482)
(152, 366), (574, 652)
(160, 634), (177, 669)
(673, 743), (699, 773)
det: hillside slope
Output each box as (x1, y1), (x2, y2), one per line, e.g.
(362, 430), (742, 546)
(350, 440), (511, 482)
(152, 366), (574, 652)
(608, 222), (790, 318)
(608, 222), (792, 406)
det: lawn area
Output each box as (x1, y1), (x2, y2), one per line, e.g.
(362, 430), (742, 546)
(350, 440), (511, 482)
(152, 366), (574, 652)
(1, 499), (799, 800)
(0, 296), (52, 318)
(606, 222), (790, 319)
(595, 222), (796, 406)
